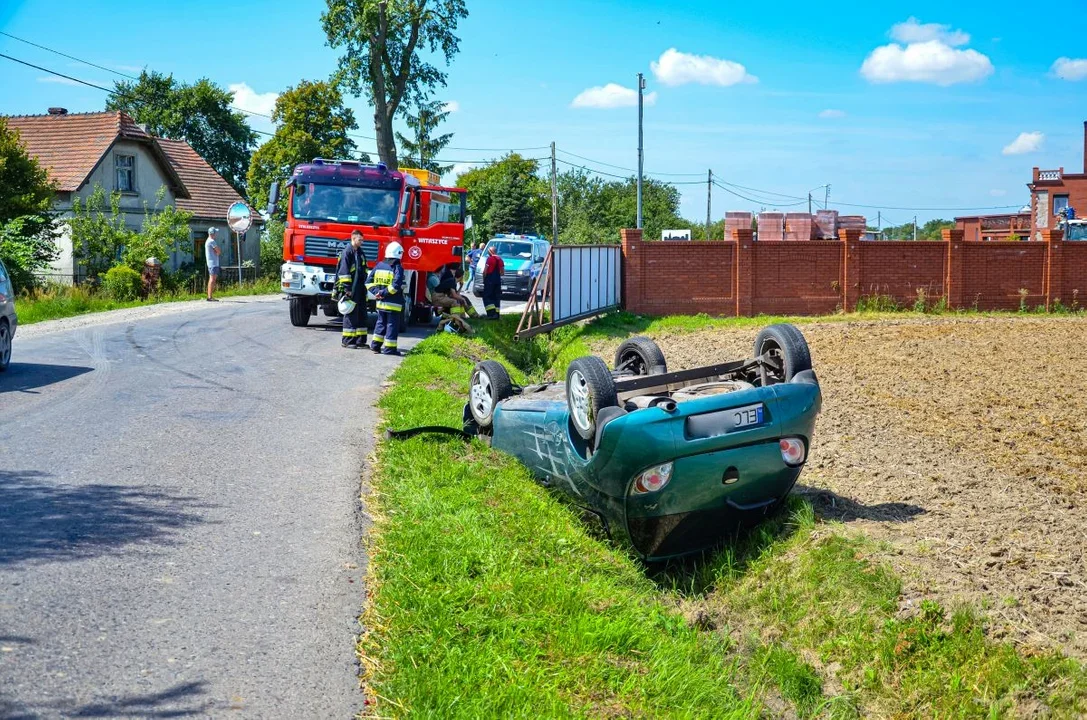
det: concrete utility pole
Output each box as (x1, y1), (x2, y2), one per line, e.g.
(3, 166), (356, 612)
(825, 184), (830, 209)
(913, 215), (918, 242)
(636, 73), (645, 230)
(706, 169), (713, 240)
(550, 141), (559, 243)
(808, 193), (812, 215)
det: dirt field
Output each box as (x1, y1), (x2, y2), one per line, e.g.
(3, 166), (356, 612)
(597, 316), (1087, 659)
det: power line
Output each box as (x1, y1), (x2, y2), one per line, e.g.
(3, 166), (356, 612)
(0, 30), (141, 81)
(713, 180), (807, 207)
(556, 148), (703, 177)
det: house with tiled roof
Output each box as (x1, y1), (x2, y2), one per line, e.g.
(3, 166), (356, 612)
(5, 108), (262, 280)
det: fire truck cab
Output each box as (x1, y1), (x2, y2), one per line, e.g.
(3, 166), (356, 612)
(270, 159), (467, 327)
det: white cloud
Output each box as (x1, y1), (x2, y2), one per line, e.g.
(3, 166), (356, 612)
(1002, 131), (1044, 156)
(989, 189), (1007, 197)
(229, 82), (278, 117)
(861, 39), (993, 85)
(114, 64), (144, 74)
(442, 101), (460, 113)
(445, 162), (478, 183)
(819, 109), (846, 119)
(650, 48), (757, 87)
(890, 17), (970, 46)
(1051, 57), (1087, 81)
(570, 83), (658, 109)
(37, 76), (82, 86)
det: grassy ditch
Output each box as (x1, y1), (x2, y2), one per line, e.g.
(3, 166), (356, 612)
(363, 313), (1087, 718)
(16, 278), (281, 325)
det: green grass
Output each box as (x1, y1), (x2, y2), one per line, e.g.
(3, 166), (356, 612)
(365, 333), (759, 718)
(365, 310), (1087, 718)
(16, 278), (281, 325)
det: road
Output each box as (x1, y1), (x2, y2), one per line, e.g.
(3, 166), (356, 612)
(0, 296), (426, 719)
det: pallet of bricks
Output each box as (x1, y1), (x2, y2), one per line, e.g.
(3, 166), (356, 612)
(838, 215), (867, 237)
(814, 210), (839, 240)
(757, 212), (784, 242)
(784, 213), (813, 241)
(725, 212), (752, 240)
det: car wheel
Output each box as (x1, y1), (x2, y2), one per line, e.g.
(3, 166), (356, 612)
(614, 336), (667, 376)
(0, 319), (10, 372)
(566, 356), (619, 441)
(752, 324), (812, 384)
(288, 296), (311, 327)
(469, 360), (514, 429)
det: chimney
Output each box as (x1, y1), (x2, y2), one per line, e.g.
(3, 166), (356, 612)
(47, 107), (68, 116)
(1083, 120), (1086, 174)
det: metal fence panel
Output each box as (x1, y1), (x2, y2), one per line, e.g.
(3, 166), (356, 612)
(552, 245), (620, 323)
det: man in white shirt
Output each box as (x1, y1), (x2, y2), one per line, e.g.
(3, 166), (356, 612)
(205, 227), (221, 301)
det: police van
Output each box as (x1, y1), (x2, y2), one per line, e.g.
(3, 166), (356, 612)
(471, 234), (550, 299)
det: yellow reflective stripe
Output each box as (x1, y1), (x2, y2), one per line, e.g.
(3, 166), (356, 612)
(375, 302), (401, 311)
(383, 340), (397, 348)
(484, 304), (496, 311)
(372, 336), (384, 342)
(450, 307), (464, 315)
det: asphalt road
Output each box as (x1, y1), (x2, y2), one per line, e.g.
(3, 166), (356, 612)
(0, 296), (426, 719)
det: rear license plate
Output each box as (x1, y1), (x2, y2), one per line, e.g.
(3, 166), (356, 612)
(684, 403), (766, 440)
(731, 403), (764, 429)
(325, 274), (337, 283)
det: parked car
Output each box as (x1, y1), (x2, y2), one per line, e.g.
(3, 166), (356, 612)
(462, 324), (822, 561)
(0, 258), (17, 372)
(471, 234), (550, 299)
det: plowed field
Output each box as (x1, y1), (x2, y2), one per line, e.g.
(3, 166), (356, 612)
(597, 316), (1087, 658)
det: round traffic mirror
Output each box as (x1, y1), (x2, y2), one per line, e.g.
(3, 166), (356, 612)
(226, 202), (253, 234)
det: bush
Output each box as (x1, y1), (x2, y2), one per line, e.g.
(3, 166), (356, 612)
(101, 264), (143, 301)
(0, 214), (58, 291)
(259, 219), (284, 279)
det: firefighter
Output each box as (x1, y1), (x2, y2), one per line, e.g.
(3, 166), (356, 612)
(366, 241), (406, 356)
(481, 244), (505, 319)
(334, 230), (368, 349)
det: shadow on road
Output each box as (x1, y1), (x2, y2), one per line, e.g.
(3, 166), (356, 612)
(0, 470), (213, 568)
(0, 363), (93, 394)
(2, 681), (214, 719)
(797, 485), (926, 523)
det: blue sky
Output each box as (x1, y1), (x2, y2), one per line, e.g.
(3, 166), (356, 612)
(2, 0), (1085, 225)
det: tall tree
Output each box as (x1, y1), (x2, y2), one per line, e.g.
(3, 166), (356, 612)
(247, 80), (359, 213)
(108, 70), (257, 193)
(0, 118), (58, 289)
(395, 99), (453, 173)
(455, 154), (548, 241)
(322, 0), (468, 168)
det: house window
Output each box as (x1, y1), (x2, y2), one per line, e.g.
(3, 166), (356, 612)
(1054, 195), (1070, 217)
(115, 154), (136, 193)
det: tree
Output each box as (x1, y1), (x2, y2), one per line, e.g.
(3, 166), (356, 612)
(322, 0), (468, 168)
(0, 118), (58, 289)
(455, 154), (548, 241)
(108, 70), (257, 193)
(553, 168), (684, 244)
(395, 99), (453, 173)
(486, 174), (536, 234)
(247, 80), (359, 212)
(69, 185), (134, 278)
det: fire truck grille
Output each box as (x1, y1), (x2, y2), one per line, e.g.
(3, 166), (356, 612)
(304, 236), (380, 261)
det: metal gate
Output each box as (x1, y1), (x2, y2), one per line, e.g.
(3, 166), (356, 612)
(516, 244), (621, 339)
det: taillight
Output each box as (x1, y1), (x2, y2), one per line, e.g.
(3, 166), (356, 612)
(780, 437), (806, 466)
(630, 462), (673, 495)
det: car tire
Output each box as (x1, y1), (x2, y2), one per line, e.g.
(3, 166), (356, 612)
(288, 296), (311, 327)
(0, 318), (10, 372)
(469, 360), (514, 429)
(752, 323), (812, 384)
(614, 336), (667, 376)
(566, 356), (619, 441)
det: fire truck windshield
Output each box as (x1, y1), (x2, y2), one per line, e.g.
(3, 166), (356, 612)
(292, 183), (400, 225)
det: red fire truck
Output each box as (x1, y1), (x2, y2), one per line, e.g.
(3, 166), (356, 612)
(268, 159), (467, 327)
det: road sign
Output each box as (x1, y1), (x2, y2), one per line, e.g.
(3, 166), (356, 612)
(226, 202), (252, 283)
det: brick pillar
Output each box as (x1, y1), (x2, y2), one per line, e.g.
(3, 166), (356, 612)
(943, 228), (965, 309)
(1043, 228), (1065, 310)
(620, 228), (643, 312)
(734, 228), (754, 316)
(838, 228), (863, 312)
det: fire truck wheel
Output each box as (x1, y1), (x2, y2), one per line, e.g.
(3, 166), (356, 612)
(288, 296), (311, 327)
(402, 276), (416, 327)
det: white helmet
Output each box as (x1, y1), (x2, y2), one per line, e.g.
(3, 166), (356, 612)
(385, 241), (404, 260)
(337, 297), (356, 315)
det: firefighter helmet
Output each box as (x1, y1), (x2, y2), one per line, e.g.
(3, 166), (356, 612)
(385, 241), (404, 260)
(337, 297), (356, 315)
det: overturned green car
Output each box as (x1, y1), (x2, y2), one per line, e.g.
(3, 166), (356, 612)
(463, 324), (822, 561)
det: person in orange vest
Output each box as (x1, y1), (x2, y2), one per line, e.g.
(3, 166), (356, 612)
(481, 244), (505, 319)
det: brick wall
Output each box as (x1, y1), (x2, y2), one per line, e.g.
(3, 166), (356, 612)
(619, 228), (1084, 317)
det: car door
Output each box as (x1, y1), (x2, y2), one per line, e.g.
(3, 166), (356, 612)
(0, 259), (14, 325)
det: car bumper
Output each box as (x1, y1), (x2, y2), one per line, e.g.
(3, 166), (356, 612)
(280, 262), (337, 297)
(473, 275), (533, 295)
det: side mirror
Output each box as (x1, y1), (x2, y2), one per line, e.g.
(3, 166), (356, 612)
(266, 181), (280, 216)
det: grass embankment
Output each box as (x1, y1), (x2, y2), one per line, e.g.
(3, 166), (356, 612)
(16, 278), (281, 325)
(363, 313), (1087, 718)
